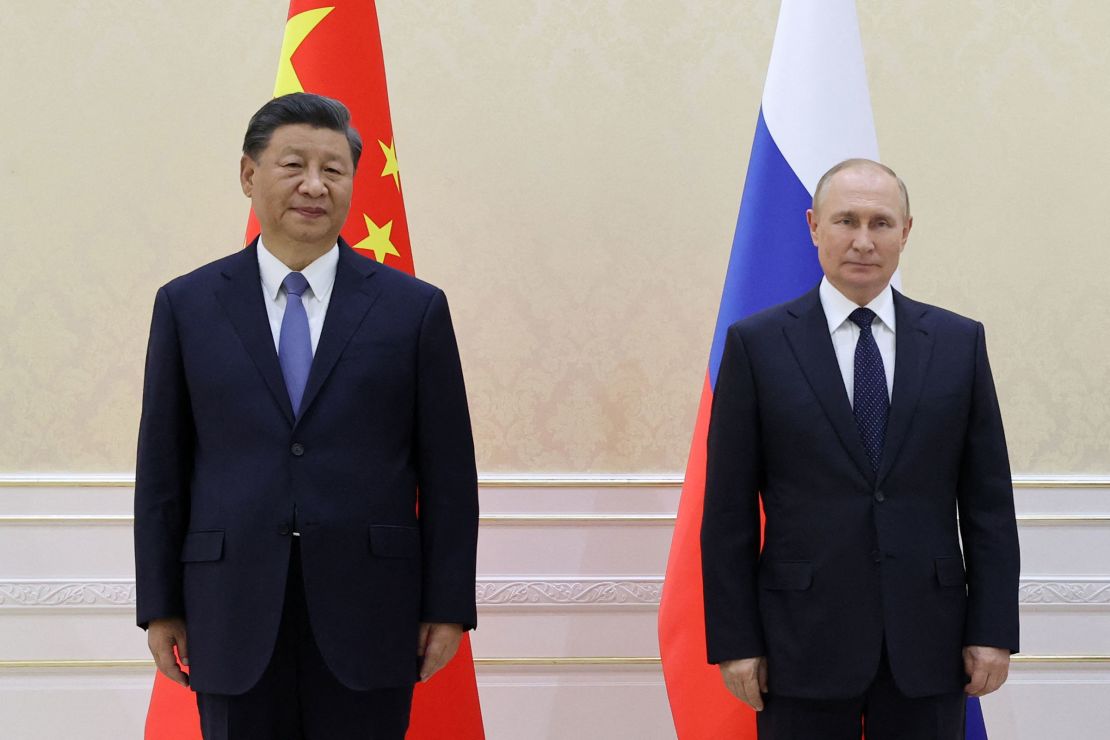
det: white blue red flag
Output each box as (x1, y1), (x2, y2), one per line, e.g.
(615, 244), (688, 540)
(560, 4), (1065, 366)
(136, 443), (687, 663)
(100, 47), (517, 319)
(658, 1), (988, 737)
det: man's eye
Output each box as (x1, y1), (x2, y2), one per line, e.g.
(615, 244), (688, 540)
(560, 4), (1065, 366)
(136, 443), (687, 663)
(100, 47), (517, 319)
(282, 162), (302, 169)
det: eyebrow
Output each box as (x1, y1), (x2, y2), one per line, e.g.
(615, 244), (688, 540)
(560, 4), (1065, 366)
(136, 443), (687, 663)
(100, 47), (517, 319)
(276, 147), (349, 165)
(828, 209), (897, 221)
(277, 144), (344, 156)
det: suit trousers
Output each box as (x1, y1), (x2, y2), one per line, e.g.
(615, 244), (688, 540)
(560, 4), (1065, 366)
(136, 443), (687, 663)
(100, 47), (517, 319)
(196, 540), (414, 740)
(756, 644), (966, 740)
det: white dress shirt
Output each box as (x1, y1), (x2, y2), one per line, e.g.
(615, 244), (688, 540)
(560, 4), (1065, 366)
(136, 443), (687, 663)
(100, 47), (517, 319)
(257, 238), (339, 355)
(819, 277), (896, 406)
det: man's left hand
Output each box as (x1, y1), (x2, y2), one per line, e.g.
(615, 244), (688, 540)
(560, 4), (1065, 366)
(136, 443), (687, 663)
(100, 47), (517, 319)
(963, 645), (1010, 696)
(418, 622), (464, 682)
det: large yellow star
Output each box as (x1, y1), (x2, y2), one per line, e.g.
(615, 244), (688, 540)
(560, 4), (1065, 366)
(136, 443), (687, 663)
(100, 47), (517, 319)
(379, 139), (400, 190)
(273, 7), (334, 96)
(352, 214), (400, 263)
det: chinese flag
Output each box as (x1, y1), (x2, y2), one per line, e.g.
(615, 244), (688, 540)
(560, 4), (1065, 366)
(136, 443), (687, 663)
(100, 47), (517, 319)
(143, 2), (484, 737)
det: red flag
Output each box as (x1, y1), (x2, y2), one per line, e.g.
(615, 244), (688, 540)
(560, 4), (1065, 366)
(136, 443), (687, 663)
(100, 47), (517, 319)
(658, 376), (757, 738)
(144, 668), (201, 739)
(144, 3), (484, 737)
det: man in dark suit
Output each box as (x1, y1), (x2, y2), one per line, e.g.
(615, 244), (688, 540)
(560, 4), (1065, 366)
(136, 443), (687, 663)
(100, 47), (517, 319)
(701, 159), (1019, 738)
(134, 93), (478, 740)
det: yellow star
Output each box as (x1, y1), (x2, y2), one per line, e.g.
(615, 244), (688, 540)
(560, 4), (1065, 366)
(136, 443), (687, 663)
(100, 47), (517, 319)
(352, 214), (400, 263)
(379, 139), (400, 190)
(273, 7), (334, 96)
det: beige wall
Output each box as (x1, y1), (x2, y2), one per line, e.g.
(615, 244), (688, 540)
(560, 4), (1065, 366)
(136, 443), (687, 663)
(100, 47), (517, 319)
(1, 1), (1106, 474)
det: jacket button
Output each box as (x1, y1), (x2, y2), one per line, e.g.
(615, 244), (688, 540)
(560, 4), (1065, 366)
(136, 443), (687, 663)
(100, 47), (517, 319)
(874, 490), (885, 503)
(278, 523), (291, 536)
(291, 443), (305, 456)
(872, 549), (882, 563)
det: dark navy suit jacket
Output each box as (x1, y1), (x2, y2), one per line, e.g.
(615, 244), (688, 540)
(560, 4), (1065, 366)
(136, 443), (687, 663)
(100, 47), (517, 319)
(135, 239), (478, 695)
(701, 286), (1019, 699)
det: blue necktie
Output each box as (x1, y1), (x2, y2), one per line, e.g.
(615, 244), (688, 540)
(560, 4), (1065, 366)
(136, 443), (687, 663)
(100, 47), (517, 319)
(278, 272), (312, 417)
(849, 307), (889, 471)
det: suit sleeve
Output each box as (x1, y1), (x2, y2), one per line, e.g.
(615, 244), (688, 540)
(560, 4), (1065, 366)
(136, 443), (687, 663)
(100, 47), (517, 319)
(701, 325), (765, 663)
(957, 322), (1020, 652)
(414, 289), (479, 629)
(134, 287), (195, 629)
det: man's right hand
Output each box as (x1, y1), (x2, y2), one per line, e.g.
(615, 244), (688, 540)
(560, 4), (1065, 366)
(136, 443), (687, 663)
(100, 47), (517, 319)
(719, 656), (768, 711)
(148, 617), (189, 687)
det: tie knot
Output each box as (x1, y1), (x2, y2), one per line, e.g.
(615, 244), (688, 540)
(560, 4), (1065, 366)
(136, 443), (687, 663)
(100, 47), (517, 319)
(282, 272), (310, 298)
(849, 307), (877, 333)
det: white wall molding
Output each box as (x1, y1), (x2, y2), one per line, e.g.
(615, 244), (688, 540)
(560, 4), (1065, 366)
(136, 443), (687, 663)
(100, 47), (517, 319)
(1, 473), (1109, 488)
(1019, 578), (1110, 605)
(0, 580), (135, 609)
(0, 577), (662, 610)
(7, 576), (1110, 610)
(477, 577), (662, 608)
(0, 474), (137, 487)
(7, 656), (1110, 670)
(7, 513), (1110, 526)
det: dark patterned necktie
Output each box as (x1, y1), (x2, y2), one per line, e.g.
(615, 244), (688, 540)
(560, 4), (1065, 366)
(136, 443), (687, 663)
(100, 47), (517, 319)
(849, 307), (889, 471)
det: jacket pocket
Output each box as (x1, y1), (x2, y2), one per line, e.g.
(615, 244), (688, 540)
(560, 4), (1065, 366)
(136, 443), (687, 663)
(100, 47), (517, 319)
(340, 339), (406, 362)
(179, 530), (224, 563)
(934, 556), (966, 587)
(369, 524), (421, 558)
(759, 560), (813, 591)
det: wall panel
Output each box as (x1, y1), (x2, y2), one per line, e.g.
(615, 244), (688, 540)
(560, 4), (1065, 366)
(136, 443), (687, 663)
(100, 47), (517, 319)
(1, 477), (1107, 738)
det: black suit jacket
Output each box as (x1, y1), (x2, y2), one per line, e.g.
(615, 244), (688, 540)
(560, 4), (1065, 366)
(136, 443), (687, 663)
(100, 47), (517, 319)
(701, 285), (1019, 699)
(135, 239), (478, 695)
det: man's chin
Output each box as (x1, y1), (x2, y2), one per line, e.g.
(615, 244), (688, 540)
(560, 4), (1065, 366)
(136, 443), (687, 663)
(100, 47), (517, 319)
(286, 227), (340, 247)
(842, 263), (882, 275)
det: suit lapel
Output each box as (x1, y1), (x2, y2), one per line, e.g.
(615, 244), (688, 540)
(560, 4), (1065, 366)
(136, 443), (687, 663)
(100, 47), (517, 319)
(213, 242), (295, 425)
(876, 291), (934, 485)
(295, 241), (383, 425)
(783, 288), (875, 485)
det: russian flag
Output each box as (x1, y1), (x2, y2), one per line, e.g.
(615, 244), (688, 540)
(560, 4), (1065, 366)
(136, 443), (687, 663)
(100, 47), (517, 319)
(657, 1), (988, 737)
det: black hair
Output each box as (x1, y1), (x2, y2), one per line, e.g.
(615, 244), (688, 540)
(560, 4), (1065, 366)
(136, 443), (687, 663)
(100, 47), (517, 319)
(242, 92), (363, 169)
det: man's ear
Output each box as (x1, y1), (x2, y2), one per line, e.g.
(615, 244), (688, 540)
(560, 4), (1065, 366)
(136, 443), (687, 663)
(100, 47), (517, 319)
(240, 155), (256, 198)
(900, 215), (913, 252)
(805, 208), (819, 246)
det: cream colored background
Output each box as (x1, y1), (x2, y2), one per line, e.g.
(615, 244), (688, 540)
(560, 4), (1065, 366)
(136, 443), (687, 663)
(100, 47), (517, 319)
(1, 1), (1107, 474)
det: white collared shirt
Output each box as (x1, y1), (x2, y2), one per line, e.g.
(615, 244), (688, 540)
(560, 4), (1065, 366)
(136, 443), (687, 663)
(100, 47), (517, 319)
(819, 277), (896, 406)
(257, 237), (339, 355)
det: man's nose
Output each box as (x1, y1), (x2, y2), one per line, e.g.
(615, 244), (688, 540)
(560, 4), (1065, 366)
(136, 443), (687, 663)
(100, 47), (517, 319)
(299, 167), (327, 197)
(851, 229), (875, 251)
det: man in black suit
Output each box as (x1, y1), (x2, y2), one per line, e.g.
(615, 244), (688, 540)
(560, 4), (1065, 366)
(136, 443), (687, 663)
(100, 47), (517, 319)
(701, 159), (1019, 738)
(135, 93), (478, 739)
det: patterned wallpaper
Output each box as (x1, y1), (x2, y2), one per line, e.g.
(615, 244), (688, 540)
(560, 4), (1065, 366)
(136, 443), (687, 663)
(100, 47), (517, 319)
(1, 1), (1106, 473)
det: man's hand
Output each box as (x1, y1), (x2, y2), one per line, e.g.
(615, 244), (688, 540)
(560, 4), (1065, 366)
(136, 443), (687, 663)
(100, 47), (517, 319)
(719, 656), (768, 711)
(417, 622), (464, 682)
(963, 645), (1010, 697)
(148, 617), (189, 688)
